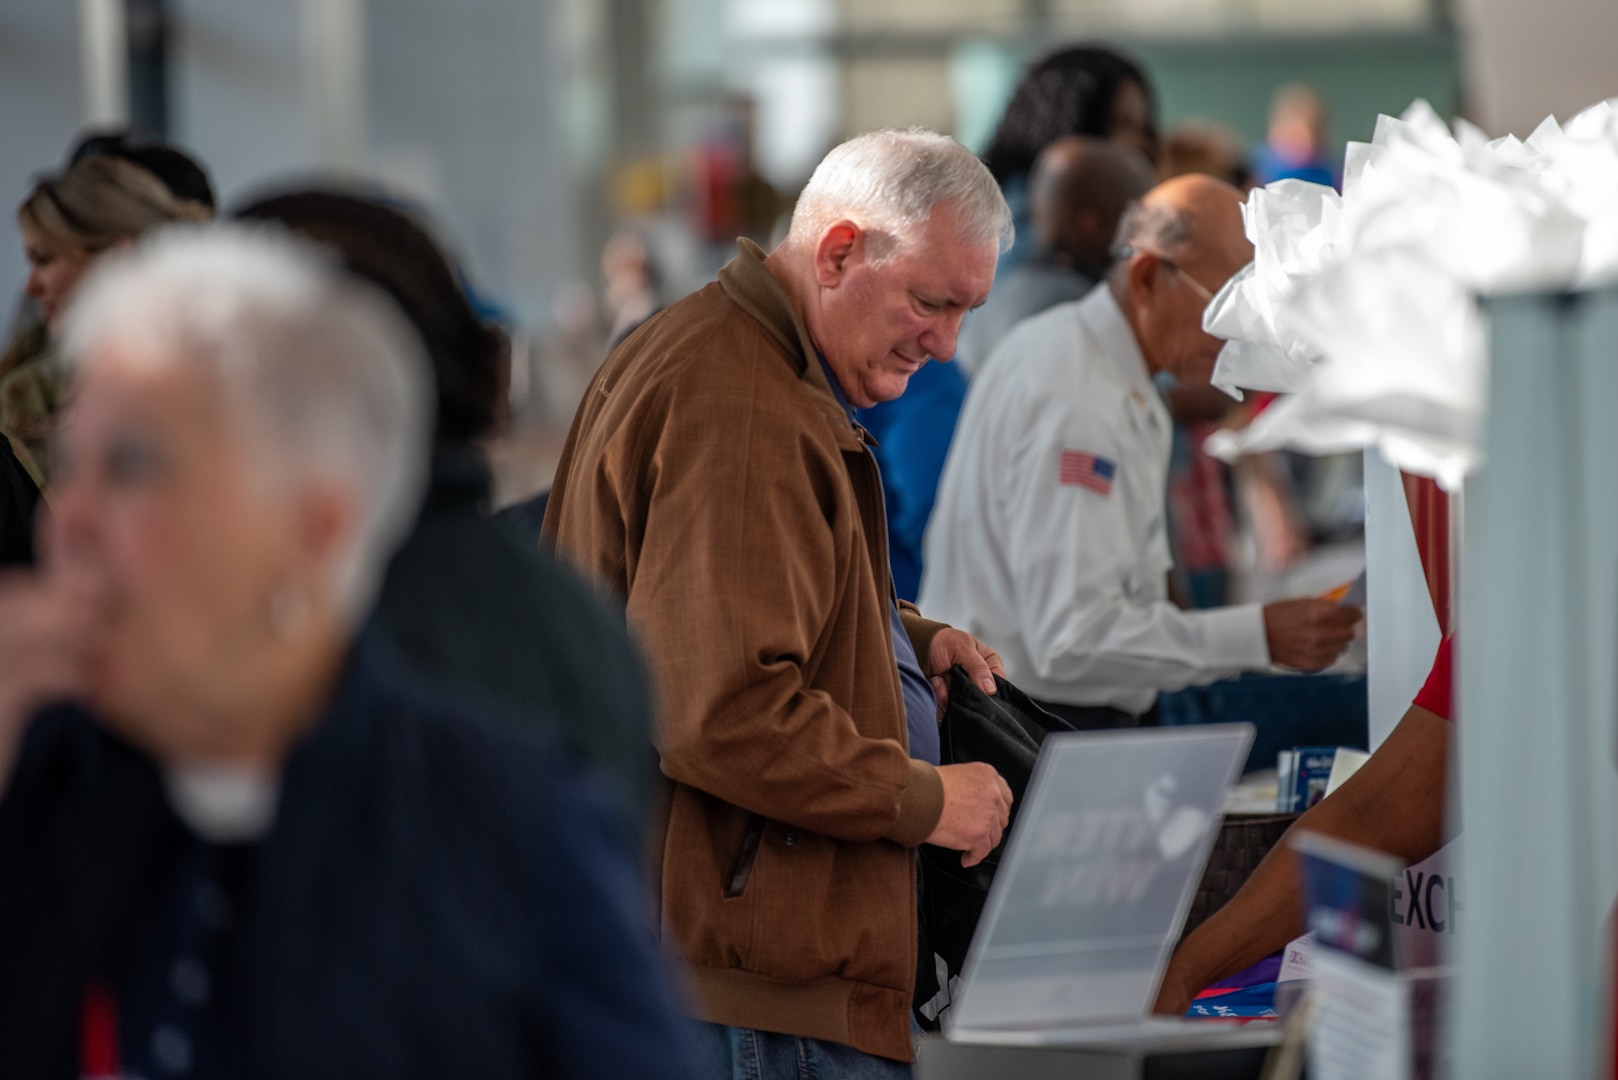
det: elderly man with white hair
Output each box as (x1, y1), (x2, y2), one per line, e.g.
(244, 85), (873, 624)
(0, 227), (702, 1079)
(546, 129), (1017, 1077)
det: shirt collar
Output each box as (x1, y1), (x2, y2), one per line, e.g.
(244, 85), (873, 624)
(1076, 283), (1159, 406)
(815, 352), (858, 424)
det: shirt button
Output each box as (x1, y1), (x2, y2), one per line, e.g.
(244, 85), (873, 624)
(152, 1024), (193, 1074)
(783, 832), (797, 846)
(171, 957), (211, 1006)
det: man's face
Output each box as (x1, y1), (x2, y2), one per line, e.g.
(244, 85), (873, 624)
(1128, 246), (1248, 386)
(811, 208), (998, 408)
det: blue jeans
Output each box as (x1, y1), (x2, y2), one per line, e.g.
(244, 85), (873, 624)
(696, 1023), (913, 1080)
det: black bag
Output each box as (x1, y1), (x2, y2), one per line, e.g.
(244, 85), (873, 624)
(913, 665), (1076, 1030)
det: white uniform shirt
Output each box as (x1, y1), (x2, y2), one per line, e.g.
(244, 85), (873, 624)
(918, 286), (1269, 715)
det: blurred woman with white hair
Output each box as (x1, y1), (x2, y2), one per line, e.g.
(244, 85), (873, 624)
(0, 227), (702, 1079)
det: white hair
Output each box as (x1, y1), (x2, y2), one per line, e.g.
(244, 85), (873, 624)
(60, 224), (433, 625)
(787, 128), (1014, 262)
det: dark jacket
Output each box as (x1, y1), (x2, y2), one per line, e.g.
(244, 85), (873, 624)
(0, 637), (701, 1080)
(545, 240), (947, 1062)
(0, 432), (38, 567)
(374, 447), (656, 825)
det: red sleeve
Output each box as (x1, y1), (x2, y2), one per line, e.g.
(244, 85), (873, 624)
(1412, 637), (1454, 721)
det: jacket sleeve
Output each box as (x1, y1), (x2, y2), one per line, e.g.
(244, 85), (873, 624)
(624, 366), (942, 846)
(1002, 396), (1268, 697)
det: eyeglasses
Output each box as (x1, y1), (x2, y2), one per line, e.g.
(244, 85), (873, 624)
(1159, 259), (1216, 303)
(1114, 246), (1216, 303)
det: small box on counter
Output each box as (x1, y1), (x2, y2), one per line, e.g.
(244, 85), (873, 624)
(1276, 747), (1341, 813)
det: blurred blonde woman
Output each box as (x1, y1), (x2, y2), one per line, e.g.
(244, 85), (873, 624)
(4, 154), (211, 484)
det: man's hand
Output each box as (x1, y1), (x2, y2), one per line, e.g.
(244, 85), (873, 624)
(926, 762), (1013, 868)
(926, 627), (1005, 716)
(1262, 598), (1361, 671)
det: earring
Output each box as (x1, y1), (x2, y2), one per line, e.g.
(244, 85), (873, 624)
(268, 583), (311, 641)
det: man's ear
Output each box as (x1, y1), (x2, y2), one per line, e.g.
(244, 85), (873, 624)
(813, 221), (862, 288)
(290, 483), (360, 602)
(1125, 251), (1161, 306)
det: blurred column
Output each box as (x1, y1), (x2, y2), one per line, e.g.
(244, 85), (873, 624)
(607, 0), (658, 158)
(299, 0), (366, 172)
(79, 0), (130, 127)
(1452, 287), (1618, 1077)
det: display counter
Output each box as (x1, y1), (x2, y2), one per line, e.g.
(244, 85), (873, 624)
(916, 1024), (1281, 1080)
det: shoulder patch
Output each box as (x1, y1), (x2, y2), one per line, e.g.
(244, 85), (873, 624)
(1059, 450), (1116, 495)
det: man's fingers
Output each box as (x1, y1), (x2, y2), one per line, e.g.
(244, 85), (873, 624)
(954, 646), (995, 694)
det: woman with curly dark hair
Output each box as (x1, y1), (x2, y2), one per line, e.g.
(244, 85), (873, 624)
(981, 45), (1159, 269)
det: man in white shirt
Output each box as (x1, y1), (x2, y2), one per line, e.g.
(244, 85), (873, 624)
(919, 175), (1359, 726)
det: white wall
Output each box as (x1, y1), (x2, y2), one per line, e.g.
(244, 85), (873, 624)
(367, 0), (574, 326)
(0, 4), (86, 313)
(1456, 0), (1618, 135)
(0, 0), (572, 333)
(169, 0), (319, 202)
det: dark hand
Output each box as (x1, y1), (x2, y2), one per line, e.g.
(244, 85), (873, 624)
(1262, 598), (1362, 671)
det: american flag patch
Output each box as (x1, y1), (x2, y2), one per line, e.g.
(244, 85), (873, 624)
(1059, 450), (1116, 495)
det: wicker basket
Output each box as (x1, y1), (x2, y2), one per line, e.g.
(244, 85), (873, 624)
(1179, 812), (1299, 940)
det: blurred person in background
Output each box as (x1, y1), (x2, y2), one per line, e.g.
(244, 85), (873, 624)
(67, 129), (219, 211)
(546, 129), (1015, 1078)
(980, 44), (1160, 273)
(921, 177), (1359, 729)
(0, 227), (701, 1079)
(6, 154), (212, 486)
(233, 190), (657, 826)
(1255, 83), (1338, 189)
(957, 135), (1154, 375)
(602, 228), (665, 350)
(866, 135), (1151, 602)
(1154, 121), (1253, 610)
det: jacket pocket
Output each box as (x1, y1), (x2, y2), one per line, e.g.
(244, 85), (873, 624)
(723, 814), (766, 898)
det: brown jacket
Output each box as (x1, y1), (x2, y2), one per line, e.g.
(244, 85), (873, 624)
(545, 240), (947, 1061)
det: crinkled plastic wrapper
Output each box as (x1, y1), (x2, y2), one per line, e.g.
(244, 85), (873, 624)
(1205, 96), (1618, 488)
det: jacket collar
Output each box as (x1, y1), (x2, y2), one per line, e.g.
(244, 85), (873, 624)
(717, 239), (864, 450)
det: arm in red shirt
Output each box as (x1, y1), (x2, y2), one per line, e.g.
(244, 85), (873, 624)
(1154, 638), (1455, 1015)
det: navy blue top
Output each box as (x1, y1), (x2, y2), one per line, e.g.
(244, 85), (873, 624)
(0, 636), (704, 1080)
(818, 356), (942, 765)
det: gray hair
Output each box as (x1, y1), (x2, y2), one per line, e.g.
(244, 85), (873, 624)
(787, 128), (1014, 262)
(1110, 199), (1195, 275)
(60, 225), (433, 624)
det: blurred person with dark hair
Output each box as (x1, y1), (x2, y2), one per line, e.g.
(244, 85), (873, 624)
(5, 155), (212, 486)
(980, 44), (1159, 272)
(0, 226), (702, 1079)
(922, 177), (1359, 728)
(68, 129), (219, 210)
(232, 189), (657, 825)
(1255, 83), (1338, 188)
(957, 135), (1154, 375)
(546, 129), (1016, 1077)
